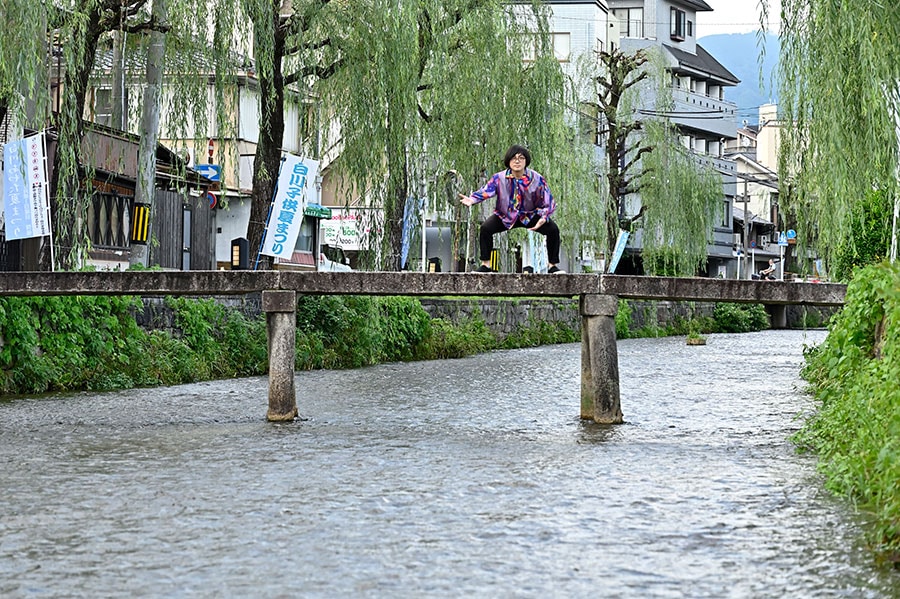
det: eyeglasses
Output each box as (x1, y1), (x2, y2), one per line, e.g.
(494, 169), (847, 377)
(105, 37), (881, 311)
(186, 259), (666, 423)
(510, 154), (526, 162)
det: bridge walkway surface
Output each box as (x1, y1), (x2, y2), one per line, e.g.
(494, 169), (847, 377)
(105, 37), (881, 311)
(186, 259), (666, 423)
(0, 272), (846, 424)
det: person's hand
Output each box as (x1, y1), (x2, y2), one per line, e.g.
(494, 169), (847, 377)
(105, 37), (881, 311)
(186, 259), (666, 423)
(458, 193), (476, 207)
(527, 216), (546, 231)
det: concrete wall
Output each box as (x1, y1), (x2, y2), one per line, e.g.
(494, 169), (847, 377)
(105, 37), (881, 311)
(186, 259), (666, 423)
(132, 295), (837, 340)
(420, 298), (581, 337)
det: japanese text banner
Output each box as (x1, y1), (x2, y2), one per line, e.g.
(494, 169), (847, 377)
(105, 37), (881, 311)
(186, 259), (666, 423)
(2, 133), (51, 241)
(260, 155), (319, 258)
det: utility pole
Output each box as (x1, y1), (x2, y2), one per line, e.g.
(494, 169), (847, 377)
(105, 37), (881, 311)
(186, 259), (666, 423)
(733, 176), (750, 279)
(743, 177), (750, 278)
(130, 0), (168, 268)
(111, 30), (126, 130)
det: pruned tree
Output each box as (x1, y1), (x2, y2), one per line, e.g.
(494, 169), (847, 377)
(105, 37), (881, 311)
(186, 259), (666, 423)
(590, 47), (721, 275)
(596, 48), (651, 249)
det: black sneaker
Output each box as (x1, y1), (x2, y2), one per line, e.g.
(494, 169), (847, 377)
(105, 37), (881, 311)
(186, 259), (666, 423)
(547, 266), (565, 274)
(522, 266), (534, 274)
(475, 265), (495, 273)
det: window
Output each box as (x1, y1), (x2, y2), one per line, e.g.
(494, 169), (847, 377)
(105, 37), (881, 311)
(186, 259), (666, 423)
(577, 102), (600, 145)
(552, 33), (571, 62)
(523, 35), (536, 62)
(671, 8), (686, 41)
(296, 216), (314, 253)
(523, 33), (571, 63)
(614, 8), (643, 38)
(688, 20), (693, 37)
(721, 199), (731, 228)
(93, 88), (113, 126)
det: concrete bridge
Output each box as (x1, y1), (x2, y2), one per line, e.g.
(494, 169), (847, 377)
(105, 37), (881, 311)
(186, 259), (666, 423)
(0, 271), (846, 424)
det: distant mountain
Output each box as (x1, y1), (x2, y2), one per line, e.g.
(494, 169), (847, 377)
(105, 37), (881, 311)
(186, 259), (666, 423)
(699, 32), (779, 126)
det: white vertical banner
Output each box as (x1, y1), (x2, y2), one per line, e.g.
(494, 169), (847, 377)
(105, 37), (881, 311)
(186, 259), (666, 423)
(260, 154), (319, 258)
(607, 230), (630, 273)
(2, 133), (52, 241)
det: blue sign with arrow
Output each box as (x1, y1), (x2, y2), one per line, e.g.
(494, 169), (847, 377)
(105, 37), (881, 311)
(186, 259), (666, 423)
(195, 164), (221, 182)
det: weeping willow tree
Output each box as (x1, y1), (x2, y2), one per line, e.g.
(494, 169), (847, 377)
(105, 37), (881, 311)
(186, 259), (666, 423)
(0, 0), (250, 270)
(639, 118), (721, 276)
(0, 1), (48, 129)
(770, 0), (900, 277)
(589, 47), (720, 275)
(317, 0), (588, 271)
(46, 0), (176, 270)
(242, 0), (344, 269)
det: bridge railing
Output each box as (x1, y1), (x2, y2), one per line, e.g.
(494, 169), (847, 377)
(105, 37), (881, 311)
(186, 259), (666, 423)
(0, 271), (846, 305)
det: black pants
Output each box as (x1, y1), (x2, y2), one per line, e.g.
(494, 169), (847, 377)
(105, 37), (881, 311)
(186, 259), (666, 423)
(479, 214), (561, 264)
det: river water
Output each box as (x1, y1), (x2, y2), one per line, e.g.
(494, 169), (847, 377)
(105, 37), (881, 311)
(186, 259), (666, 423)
(1, 329), (898, 598)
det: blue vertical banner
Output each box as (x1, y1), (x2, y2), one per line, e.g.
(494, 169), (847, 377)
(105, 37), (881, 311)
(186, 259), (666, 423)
(400, 196), (423, 269)
(2, 133), (51, 241)
(260, 154), (319, 259)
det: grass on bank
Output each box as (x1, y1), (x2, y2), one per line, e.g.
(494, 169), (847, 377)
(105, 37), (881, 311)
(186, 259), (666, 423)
(0, 293), (777, 397)
(794, 261), (900, 565)
(0, 294), (581, 395)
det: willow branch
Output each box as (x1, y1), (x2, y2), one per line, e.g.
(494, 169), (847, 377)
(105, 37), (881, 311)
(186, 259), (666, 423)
(285, 58), (343, 86)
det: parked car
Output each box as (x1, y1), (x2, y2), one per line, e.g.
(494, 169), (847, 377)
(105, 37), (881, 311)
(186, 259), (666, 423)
(319, 245), (352, 272)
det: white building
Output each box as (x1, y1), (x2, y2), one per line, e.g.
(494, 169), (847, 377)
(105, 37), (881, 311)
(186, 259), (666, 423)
(607, 0), (741, 277)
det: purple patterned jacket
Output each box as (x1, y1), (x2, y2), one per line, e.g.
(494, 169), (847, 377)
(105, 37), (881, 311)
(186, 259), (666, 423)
(469, 168), (556, 229)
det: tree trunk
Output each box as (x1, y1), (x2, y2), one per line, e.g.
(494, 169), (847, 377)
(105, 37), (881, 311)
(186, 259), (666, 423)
(46, 7), (103, 270)
(383, 142), (409, 271)
(247, 6), (287, 271)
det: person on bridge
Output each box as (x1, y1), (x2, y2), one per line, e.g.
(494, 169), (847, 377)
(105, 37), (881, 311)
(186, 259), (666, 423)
(459, 144), (564, 274)
(759, 258), (775, 281)
(754, 258), (778, 280)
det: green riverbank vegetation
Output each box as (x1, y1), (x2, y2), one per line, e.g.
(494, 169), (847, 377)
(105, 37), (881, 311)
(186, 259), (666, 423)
(0, 295), (579, 396)
(0, 293), (786, 397)
(615, 300), (770, 339)
(795, 262), (900, 565)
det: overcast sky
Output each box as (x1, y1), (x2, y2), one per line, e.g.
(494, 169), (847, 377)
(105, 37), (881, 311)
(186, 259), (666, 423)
(696, 0), (782, 36)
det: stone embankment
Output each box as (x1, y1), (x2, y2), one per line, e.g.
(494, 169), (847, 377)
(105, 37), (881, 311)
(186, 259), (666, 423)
(133, 295), (836, 339)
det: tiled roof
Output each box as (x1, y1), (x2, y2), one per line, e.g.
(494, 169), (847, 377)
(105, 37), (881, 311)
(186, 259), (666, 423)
(666, 43), (740, 85)
(675, 0), (713, 11)
(733, 206), (773, 226)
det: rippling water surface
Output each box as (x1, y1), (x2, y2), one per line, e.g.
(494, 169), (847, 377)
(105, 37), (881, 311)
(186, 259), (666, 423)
(1, 330), (898, 598)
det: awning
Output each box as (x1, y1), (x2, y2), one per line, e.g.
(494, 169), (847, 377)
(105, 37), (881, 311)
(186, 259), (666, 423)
(733, 206), (773, 226)
(304, 203), (332, 219)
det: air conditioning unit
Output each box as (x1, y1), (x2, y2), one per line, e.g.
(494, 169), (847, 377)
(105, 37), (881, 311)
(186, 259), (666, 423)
(759, 235), (770, 247)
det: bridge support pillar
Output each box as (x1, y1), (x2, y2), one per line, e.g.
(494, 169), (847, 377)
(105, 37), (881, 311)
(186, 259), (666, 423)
(766, 304), (788, 329)
(580, 294), (623, 424)
(263, 290), (298, 422)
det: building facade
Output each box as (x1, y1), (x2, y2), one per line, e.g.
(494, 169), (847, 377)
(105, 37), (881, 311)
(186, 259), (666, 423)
(607, 0), (741, 277)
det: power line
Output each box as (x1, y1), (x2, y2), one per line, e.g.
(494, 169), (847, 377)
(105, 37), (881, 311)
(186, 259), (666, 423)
(547, 13), (777, 30)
